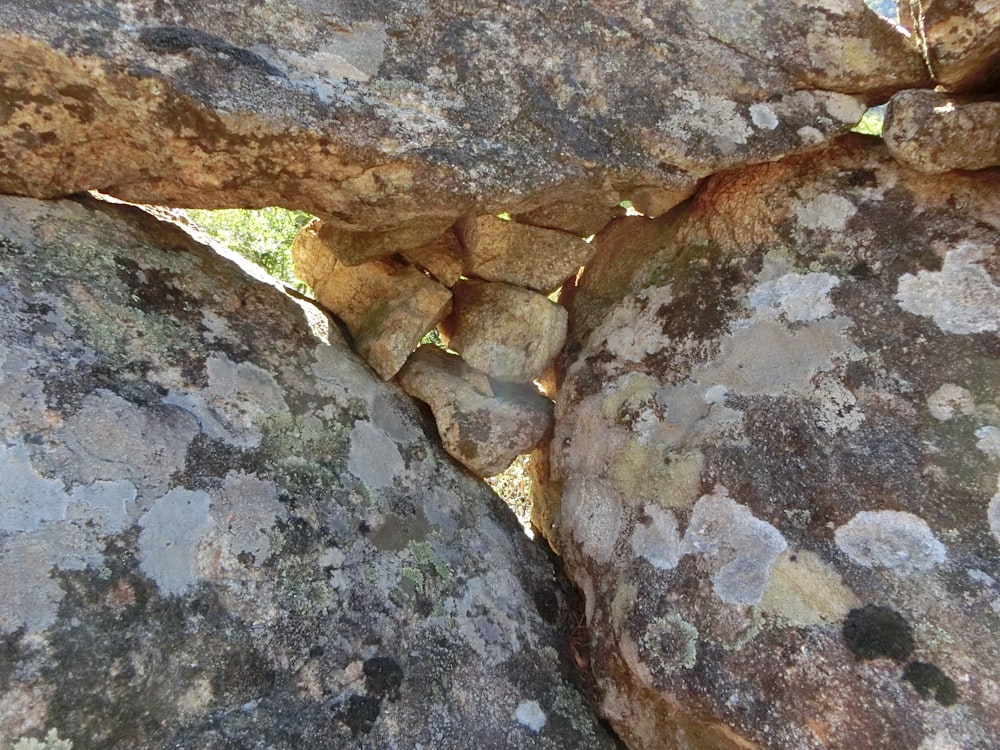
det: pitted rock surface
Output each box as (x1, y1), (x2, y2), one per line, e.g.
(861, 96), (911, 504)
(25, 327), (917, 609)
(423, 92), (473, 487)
(0, 0), (927, 237)
(537, 136), (1000, 750)
(0, 195), (617, 750)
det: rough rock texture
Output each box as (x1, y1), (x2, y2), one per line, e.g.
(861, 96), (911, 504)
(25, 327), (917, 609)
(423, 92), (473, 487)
(398, 345), (553, 477)
(442, 280), (568, 385)
(884, 89), (1000, 172)
(401, 229), (465, 288)
(904, 0), (1000, 91)
(292, 219), (452, 379)
(455, 216), (595, 294)
(0, 0), (927, 238)
(0, 195), (619, 750)
(537, 136), (1000, 749)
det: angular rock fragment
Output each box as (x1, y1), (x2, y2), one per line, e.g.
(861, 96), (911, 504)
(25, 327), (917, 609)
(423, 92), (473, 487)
(397, 345), (553, 477)
(0, 0), (926, 234)
(401, 228), (465, 287)
(441, 280), (568, 385)
(540, 136), (1000, 749)
(0, 195), (618, 749)
(292, 219), (451, 379)
(884, 89), (1000, 172)
(455, 215), (594, 293)
(903, 0), (1000, 91)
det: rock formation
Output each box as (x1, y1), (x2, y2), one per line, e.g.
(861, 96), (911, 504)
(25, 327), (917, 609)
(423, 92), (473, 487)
(0, 195), (617, 750)
(3, 0), (1000, 748)
(538, 137), (1000, 749)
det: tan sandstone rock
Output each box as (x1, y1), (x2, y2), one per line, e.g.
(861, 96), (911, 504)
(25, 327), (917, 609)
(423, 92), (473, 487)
(292, 221), (451, 379)
(904, 0), (1000, 91)
(401, 229), (465, 287)
(884, 89), (1000, 172)
(0, 0), (927, 238)
(397, 345), (553, 477)
(441, 280), (568, 385)
(455, 215), (595, 293)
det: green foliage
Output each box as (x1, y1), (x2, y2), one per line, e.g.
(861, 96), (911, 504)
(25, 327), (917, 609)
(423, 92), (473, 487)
(183, 207), (313, 290)
(851, 106), (885, 137)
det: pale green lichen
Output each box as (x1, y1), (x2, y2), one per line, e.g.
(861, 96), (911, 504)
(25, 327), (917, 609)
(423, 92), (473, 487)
(13, 728), (73, 750)
(640, 613), (699, 675)
(409, 540), (452, 580)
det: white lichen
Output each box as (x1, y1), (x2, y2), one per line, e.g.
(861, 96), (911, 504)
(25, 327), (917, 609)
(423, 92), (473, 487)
(989, 477), (1000, 545)
(347, 421), (405, 490)
(975, 426), (1000, 459)
(630, 505), (682, 570)
(137, 488), (214, 596)
(680, 488), (787, 605)
(794, 193), (857, 231)
(748, 271), (841, 323)
(927, 383), (976, 421)
(895, 242), (1000, 334)
(834, 510), (947, 575)
(514, 700), (547, 733)
(12, 728), (73, 750)
(749, 103), (779, 130)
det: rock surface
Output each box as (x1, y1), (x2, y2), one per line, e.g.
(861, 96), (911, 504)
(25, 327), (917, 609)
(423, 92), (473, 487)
(292, 219), (452, 379)
(442, 280), (568, 385)
(884, 89), (1000, 172)
(0, 195), (618, 750)
(0, 0), (927, 238)
(398, 345), (554, 477)
(903, 0), (1000, 91)
(537, 136), (1000, 749)
(455, 215), (595, 294)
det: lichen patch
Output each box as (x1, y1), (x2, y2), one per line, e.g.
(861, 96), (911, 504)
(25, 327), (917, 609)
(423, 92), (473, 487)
(834, 510), (947, 575)
(895, 242), (1000, 334)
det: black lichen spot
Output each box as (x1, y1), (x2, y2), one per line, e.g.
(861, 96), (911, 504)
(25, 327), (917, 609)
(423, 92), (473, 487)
(842, 605), (915, 662)
(363, 656), (404, 700)
(341, 694), (381, 737)
(902, 661), (958, 706)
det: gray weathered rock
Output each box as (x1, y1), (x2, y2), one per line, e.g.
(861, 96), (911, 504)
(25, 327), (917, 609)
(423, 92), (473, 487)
(0, 0), (926, 240)
(884, 89), (1000, 172)
(0, 195), (618, 750)
(397, 345), (554, 477)
(903, 0), (1000, 91)
(442, 280), (568, 385)
(292, 218), (452, 379)
(537, 136), (1000, 749)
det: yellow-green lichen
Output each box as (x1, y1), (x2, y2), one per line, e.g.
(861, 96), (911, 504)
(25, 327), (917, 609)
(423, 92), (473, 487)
(612, 441), (704, 511)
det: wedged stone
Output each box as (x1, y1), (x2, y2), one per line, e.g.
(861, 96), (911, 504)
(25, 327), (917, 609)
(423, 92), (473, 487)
(0, 194), (618, 750)
(401, 229), (465, 287)
(292, 219), (451, 380)
(884, 89), (1000, 172)
(540, 136), (1000, 749)
(622, 183), (699, 219)
(455, 215), (594, 293)
(903, 0), (1000, 91)
(303, 217), (460, 267)
(512, 184), (624, 238)
(0, 0), (926, 234)
(441, 280), (568, 385)
(397, 345), (553, 477)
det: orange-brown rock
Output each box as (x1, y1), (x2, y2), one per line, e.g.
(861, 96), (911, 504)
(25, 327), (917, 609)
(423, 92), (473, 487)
(441, 280), (568, 385)
(455, 216), (595, 293)
(292, 220), (451, 379)
(397, 345), (553, 477)
(904, 0), (1000, 91)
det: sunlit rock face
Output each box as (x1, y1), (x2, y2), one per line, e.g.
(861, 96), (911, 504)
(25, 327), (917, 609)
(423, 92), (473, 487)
(0, 195), (619, 750)
(0, 0), (926, 237)
(536, 136), (1000, 749)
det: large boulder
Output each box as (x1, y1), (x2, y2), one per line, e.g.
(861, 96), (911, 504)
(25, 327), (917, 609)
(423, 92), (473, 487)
(0, 0), (927, 240)
(0, 195), (619, 750)
(902, 0), (1000, 91)
(884, 89), (1000, 172)
(538, 136), (1000, 749)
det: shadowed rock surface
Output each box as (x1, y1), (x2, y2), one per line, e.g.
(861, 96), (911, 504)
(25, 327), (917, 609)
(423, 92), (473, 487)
(536, 136), (1000, 749)
(0, 0), (927, 237)
(0, 195), (619, 750)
